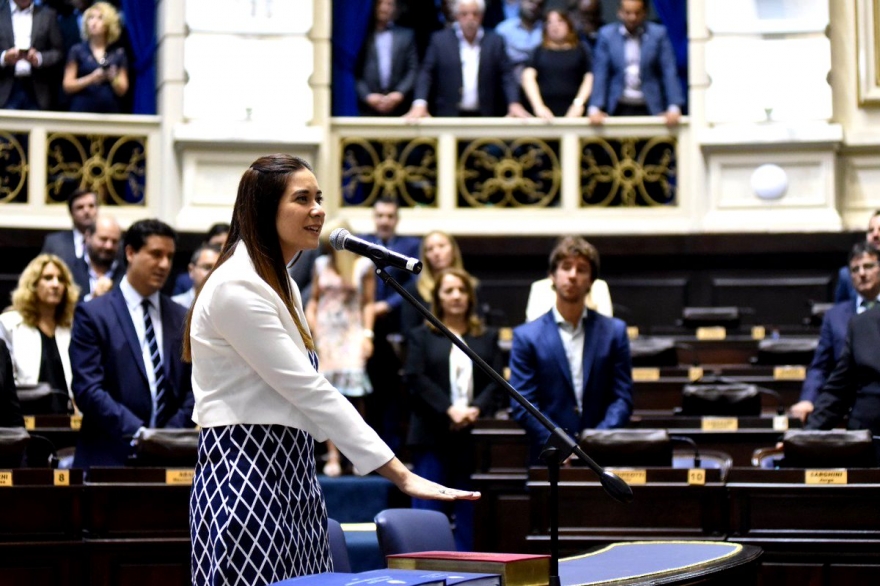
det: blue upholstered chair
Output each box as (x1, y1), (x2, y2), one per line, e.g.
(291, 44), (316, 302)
(373, 508), (457, 556)
(327, 518), (352, 573)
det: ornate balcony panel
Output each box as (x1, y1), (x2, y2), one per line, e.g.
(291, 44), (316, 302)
(46, 133), (147, 206)
(457, 137), (560, 208)
(580, 136), (677, 207)
(340, 136), (438, 208)
(0, 131), (28, 204)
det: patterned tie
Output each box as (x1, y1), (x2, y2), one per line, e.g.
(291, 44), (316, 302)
(142, 299), (169, 427)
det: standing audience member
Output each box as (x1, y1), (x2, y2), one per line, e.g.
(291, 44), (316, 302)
(185, 154), (477, 586)
(0, 0), (64, 110)
(69, 219), (196, 469)
(172, 244), (221, 308)
(588, 0), (683, 126)
(509, 236), (632, 462)
(792, 243), (880, 422)
(404, 267), (503, 551)
(494, 0), (544, 82)
(804, 302), (880, 450)
(569, 0), (604, 48)
(521, 9), (593, 119)
(360, 196), (421, 450)
(70, 213), (123, 301)
(0, 254), (79, 412)
(400, 230), (467, 335)
(405, 0), (530, 119)
(173, 222), (229, 296)
(835, 211), (880, 303)
(62, 1), (128, 113)
(356, 0), (418, 117)
(305, 219), (376, 477)
(41, 188), (98, 271)
(0, 339), (24, 427)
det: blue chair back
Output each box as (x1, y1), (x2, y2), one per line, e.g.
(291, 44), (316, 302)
(373, 508), (457, 556)
(327, 518), (352, 573)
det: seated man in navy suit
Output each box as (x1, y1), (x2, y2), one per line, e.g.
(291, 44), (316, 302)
(509, 236), (633, 463)
(41, 188), (98, 272)
(70, 219), (195, 469)
(588, 0), (683, 126)
(792, 242), (880, 422)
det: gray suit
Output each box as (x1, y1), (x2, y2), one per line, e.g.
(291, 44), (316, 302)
(0, 0), (64, 110)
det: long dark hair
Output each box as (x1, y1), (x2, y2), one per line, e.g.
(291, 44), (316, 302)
(183, 154), (315, 361)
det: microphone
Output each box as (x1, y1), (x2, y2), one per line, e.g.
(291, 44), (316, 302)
(329, 228), (423, 274)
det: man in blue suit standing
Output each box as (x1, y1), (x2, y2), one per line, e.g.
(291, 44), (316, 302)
(509, 236), (633, 463)
(360, 196), (421, 450)
(70, 219), (195, 469)
(587, 0), (683, 126)
(41, 188), (99, 272)
(834, 210), (880, 303)
(792, 242), (880, 422)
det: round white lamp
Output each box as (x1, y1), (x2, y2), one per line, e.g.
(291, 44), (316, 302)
(750, 164), (788, 200)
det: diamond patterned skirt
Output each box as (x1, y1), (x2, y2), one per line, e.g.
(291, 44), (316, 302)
(190, 424), (332, 586)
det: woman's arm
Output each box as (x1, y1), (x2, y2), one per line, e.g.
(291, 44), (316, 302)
(110, 65), (129, 97)
(565, 72), (593, 118)
(521, 66), (553, 120)
(360, 264), (376, 359)
(62, 59), (102, 95)
(377, 456), (480, 501)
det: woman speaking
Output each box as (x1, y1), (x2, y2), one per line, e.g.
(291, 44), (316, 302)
(185, 154), (477, 585)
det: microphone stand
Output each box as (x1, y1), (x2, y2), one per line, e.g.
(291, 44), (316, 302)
(375, 266), (633, 586)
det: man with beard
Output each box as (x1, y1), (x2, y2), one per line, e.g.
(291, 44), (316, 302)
(69, 219), (195, 468)
(70, 214), (123, 301)
(509, 236), (633, 463)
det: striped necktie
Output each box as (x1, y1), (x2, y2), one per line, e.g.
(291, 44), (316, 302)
(142, 299), (169, 427)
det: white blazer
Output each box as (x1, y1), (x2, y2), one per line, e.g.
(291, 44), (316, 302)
(190, 242), (394, 474)
(0, 311), (73, 390)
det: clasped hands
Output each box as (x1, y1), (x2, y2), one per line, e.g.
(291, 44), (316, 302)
(447, 404), (479, 431)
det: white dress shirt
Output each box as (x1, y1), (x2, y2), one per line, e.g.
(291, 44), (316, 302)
(119, 277), (163, 427)
(73, 229), (85, 259)
(552, 305), (588, 412)
(190, 242), (394, 474)
(374, 28), (393, 91)
(454, 23), (483, 112)
(8, 2), (35, 76)
(448, 334), (473, 407)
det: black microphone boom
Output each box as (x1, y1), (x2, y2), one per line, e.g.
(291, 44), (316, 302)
(329, 228), (423, 274)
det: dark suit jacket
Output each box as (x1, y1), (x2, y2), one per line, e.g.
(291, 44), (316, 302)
(0, 339), (24, 428)
(800, 301), (856, 403)
(41, 230), (79, 272)
(68, 256), (124, 301)
(0, 1), (64, 109)
(414, 27), (519, 116)
(589, 21), (683, 115)
(404, 325), (503, 448)
(69, 287), (195, 468)
(357, 233), (421, 315)
(806, 307), (880, 437)
(509, 310), (633, 460)
(355, 26), (418, 116)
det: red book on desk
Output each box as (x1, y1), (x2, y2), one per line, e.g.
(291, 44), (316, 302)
(386, 551), (550, 586)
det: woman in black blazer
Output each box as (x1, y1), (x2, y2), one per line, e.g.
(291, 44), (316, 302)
(403, 267), (504, 551)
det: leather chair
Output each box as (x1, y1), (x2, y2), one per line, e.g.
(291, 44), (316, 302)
(373, 508), (456, 556)
(327, 518), (352, 573)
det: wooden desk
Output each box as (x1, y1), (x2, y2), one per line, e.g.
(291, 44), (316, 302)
(727, 468), (880, 586)
(527, 468), (727, 557)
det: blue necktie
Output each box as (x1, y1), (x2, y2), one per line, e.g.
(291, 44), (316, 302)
(142, 299), (169, 427)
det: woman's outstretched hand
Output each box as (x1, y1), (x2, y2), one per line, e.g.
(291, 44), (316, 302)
(376, 457), (480, 501)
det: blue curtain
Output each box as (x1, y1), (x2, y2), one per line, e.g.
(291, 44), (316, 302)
(652, 0), (688, 113)
(120, 0), (157, 114)
(332, 0), (373, 116)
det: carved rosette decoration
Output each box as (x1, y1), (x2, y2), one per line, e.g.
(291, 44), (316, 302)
(458, 138), (560, 208)
(0, 132), (28, 204)
(580, 136), (676, 207)
(45, 133), (147, 205)
(341, 137), (438, 207)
